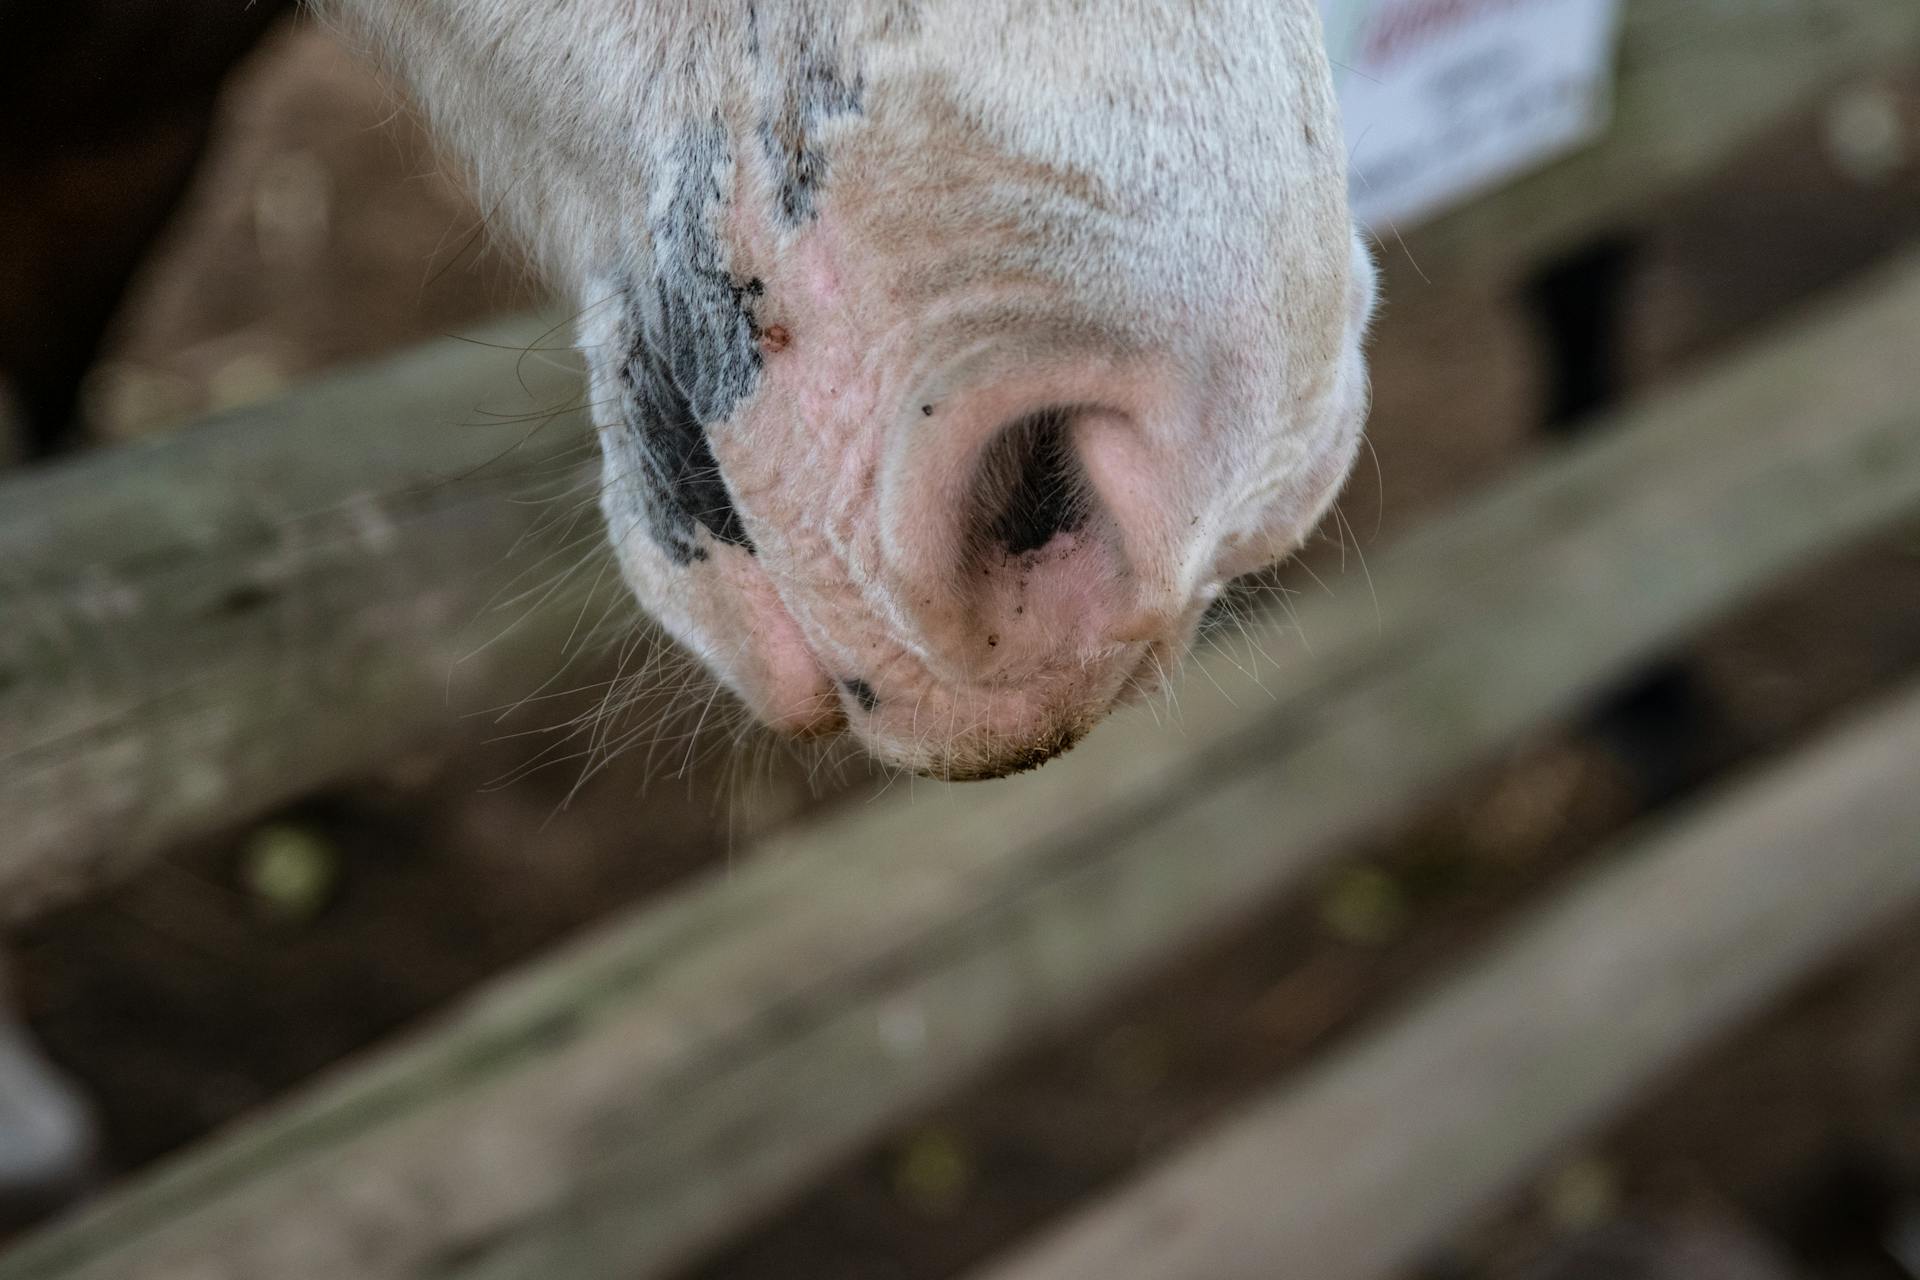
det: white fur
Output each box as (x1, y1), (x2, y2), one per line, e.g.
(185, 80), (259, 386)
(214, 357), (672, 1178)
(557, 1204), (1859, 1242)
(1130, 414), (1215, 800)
(315, 0), (1376, 779)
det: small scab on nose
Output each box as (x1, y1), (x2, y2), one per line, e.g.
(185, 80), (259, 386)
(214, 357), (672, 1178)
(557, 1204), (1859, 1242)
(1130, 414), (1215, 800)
(921, 404), (934, 417)
(760, 324), (791, 353)
(839, 677), (880, 714)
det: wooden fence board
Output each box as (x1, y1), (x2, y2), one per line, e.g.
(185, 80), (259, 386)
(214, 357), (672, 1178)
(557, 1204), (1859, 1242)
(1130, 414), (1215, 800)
(968, 678), (1920, 1280)
(0, 322), (602, 917)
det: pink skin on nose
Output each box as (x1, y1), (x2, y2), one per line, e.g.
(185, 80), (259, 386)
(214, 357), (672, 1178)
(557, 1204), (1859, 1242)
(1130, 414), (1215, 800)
(701, 548), (843, 738)
(705, 218), (1225, 777)
(873, 364), (1199, 659)
(743, 592), (843, 737)
(759, 380), (1201, 776)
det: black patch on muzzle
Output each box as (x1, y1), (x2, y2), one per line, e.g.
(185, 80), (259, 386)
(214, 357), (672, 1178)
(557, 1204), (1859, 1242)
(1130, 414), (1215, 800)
(614, 124), (762, 565)
(756, 23), (865, 226)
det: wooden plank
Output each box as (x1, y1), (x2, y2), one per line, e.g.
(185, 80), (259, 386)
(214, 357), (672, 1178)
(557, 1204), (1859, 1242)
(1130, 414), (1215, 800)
(967, 678), (1920, 1280)
(1408, 0), (1920, 278)
(0, 320), (608, 918)
(4, 245), (1919, 1280)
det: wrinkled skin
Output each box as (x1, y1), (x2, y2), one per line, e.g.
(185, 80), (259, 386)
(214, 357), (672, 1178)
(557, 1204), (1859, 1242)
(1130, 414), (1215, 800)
(316, 0), (1377, 780)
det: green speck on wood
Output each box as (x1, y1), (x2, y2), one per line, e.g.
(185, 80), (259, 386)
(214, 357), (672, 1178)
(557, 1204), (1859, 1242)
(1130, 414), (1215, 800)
(239, 825), (340, 922)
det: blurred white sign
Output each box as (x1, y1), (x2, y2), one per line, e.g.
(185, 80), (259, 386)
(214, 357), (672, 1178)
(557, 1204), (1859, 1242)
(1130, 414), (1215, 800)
(1321, 0), (1624, 229)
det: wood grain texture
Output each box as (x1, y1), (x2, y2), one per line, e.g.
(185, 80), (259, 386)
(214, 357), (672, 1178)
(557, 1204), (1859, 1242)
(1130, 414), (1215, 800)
(969, 679), (1920, 1280)
(0, 319), (605, 917)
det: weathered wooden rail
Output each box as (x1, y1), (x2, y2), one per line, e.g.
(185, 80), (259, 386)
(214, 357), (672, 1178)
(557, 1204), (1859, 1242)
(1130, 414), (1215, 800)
(3, 0), (1915, 917)
(0, 326), (601, 917)
(4, 242), (1919, 1280)
(971, 675), (1920, 1280)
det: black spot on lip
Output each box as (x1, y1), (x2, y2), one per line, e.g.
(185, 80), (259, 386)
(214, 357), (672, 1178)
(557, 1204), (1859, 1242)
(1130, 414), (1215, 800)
(840, 678), (880, 714)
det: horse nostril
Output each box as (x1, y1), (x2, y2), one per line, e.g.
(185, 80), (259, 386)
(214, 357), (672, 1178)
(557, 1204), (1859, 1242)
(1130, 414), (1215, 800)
(971, 406), (1090, 559)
